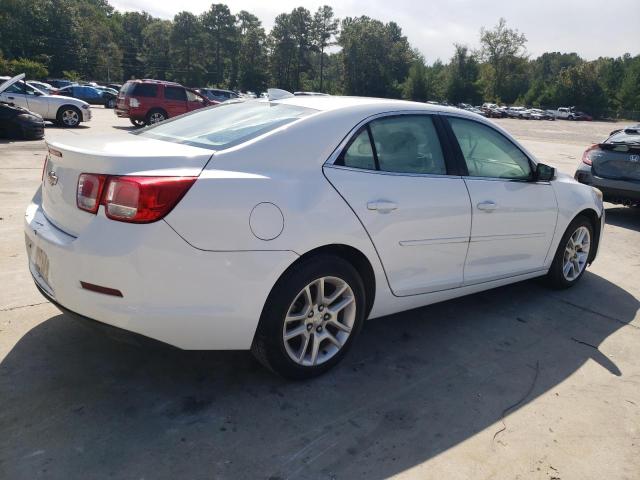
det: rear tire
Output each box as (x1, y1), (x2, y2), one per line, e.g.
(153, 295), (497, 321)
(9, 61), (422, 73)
(130, 118), (145, 128)
(251, 255), (366, 380)
(546, 215), (593, 289)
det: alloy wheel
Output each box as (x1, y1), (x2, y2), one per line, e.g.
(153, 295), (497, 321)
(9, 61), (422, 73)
(149, 112), (165, 124)
(562, 226), (590, 281)
(62, 109), (79, 127)
(282, 276), (356, 367)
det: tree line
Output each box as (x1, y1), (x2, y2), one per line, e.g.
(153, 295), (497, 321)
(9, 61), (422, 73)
(1, 1), (638, 119)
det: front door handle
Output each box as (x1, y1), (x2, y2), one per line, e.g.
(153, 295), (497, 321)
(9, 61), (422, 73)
(7, 96), (14, 100)
(477, 200), (497, 211)
(367, 200), (398, 213)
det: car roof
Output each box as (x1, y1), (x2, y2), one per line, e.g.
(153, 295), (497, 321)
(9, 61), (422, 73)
(271, 95), (459, 114)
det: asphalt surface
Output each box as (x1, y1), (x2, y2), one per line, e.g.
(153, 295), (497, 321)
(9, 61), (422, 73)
(1, 108), (638, 479)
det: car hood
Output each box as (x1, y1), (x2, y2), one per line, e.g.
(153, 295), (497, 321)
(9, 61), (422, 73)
(0, 73), (25, 94)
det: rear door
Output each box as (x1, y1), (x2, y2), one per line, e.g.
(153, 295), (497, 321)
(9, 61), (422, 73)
(163, 86), (188, 117)
(324, 113), (472, 296)
(444, 115), (557, 284)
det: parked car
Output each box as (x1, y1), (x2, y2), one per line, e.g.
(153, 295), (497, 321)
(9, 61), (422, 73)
(106, 83), (122, 91)
(556, 107), (591, 121)
(46, 79), (75, 89)
(27, 80), (54, 94)
(294, 91), (330, 96)
(198, 88), (238, 103)
(483, 106), (506, 118)
(115, 79), (212, 127)
(575, 125), (640, 206)
(505, 106), (531, 119)
(25, 97), (604, 379)
(0, 100), (44, 139)
(53, 85), (117, 108)
(0, 74), (91, 127)
(528, 108), (553, 120)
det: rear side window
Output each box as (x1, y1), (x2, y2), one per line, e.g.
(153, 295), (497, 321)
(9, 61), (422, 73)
(165, 86), (187, 101)
(340, 129), (376, 170)
(137, 101), (316, 150)
(132, 83), (158, 97)
(370, 116), (446, 175)
(336, 115), (447, 175)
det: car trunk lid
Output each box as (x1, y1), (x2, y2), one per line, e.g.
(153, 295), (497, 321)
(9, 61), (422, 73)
(41, 134), (213, 237)
(592, 143), (640, 181)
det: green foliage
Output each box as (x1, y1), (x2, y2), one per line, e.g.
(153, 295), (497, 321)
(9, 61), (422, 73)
(0, 1), (638, 119)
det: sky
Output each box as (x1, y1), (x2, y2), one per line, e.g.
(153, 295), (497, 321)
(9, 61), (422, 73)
(110, 0), (640, 63)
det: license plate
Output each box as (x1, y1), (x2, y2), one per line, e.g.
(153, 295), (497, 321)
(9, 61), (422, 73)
(33, 246), (50, 285)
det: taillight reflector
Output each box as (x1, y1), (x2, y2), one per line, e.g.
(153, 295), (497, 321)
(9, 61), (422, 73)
(76, 174), (196, 223)
(80, 281), (123, 297)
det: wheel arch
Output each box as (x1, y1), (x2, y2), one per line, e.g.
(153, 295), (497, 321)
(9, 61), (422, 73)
(574, 207), (602, 264)
(279, 244), (376, 318)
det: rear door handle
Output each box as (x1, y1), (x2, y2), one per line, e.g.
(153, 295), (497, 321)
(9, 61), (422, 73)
(367, 200), (398, 213)
(7, 96), (14, 100)
(477, 201), (497, 211)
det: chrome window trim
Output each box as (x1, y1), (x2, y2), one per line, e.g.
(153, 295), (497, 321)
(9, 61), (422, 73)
(323, 110), (454, 178)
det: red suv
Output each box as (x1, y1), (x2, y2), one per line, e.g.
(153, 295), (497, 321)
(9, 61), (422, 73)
(115, 79), (212, 127)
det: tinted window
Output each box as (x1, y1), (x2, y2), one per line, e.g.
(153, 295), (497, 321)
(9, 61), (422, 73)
(132, 83), (158, 97)
(4, 83), (23, 94)
(165, 86), (187, 101)
(369, 116), (446, 175)
(449, 117), (531, 179)
(340, 129), (376, 170)
(138, 101), (315, 150)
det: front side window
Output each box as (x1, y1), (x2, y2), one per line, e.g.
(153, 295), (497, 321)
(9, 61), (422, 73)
(448, 117), (532, 180)
(137, 101), (316, 150)
(186, 90), (204, 103)
(165, 86), (187, 101)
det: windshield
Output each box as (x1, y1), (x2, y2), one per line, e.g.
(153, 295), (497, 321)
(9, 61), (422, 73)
(136, 101), (317, 151)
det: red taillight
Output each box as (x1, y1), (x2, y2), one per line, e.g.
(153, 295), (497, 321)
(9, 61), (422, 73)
(102, 176), (196, 223)
(582, 144), (599, 165)
(76, 174), (196, 222)
(77, 173), (107, 213)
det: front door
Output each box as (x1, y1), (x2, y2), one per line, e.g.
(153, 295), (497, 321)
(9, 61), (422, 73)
(445, 116), (558, 284)
(163, 86), (188, 118)
(324, 114), (472, 296)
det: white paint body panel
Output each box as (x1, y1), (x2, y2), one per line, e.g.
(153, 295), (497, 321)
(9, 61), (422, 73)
(24, 97), (604, 349)
(324, 167), (471, 295)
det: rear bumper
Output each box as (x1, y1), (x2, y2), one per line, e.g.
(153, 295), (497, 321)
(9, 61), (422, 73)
(575, 166), (640, 204)
(24, 187), (298, 349)
(114, 107), (130, 118)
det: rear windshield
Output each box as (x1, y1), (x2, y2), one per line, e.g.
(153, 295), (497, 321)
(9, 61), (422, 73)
(121, 82), (158, 97)
(607, 130), (640, 145)
(136, 101), (316, 150)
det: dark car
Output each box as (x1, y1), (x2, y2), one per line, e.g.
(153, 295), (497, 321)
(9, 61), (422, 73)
(116, 79), (212, 127)
(198, 88), (238, 103)
(106, 83), (122, 92)
(0, 101), (44, 139)
(53, 85), (117, 108)
(575, 125), (640, 206)
(46, 79), (75, 89)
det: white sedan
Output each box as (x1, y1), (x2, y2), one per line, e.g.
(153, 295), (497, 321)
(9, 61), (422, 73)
(0, 74), (91, 127)
(24, 95), (604, 379)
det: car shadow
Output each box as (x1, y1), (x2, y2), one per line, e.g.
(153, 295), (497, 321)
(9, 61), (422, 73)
(112, 125), (138, 131)
(0, 272), (637, 479)
(605, 205), (640, 232)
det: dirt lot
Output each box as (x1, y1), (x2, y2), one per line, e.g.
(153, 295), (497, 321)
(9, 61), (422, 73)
(1, 109), (638, 480)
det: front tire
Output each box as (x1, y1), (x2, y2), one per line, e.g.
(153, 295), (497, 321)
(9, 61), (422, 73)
(56, 106), (81, 128)
(251, 255), (366, 379)
(546, 215), (593, 289)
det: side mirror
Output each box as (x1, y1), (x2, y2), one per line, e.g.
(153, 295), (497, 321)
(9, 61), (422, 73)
(534, 163), (555, 182)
